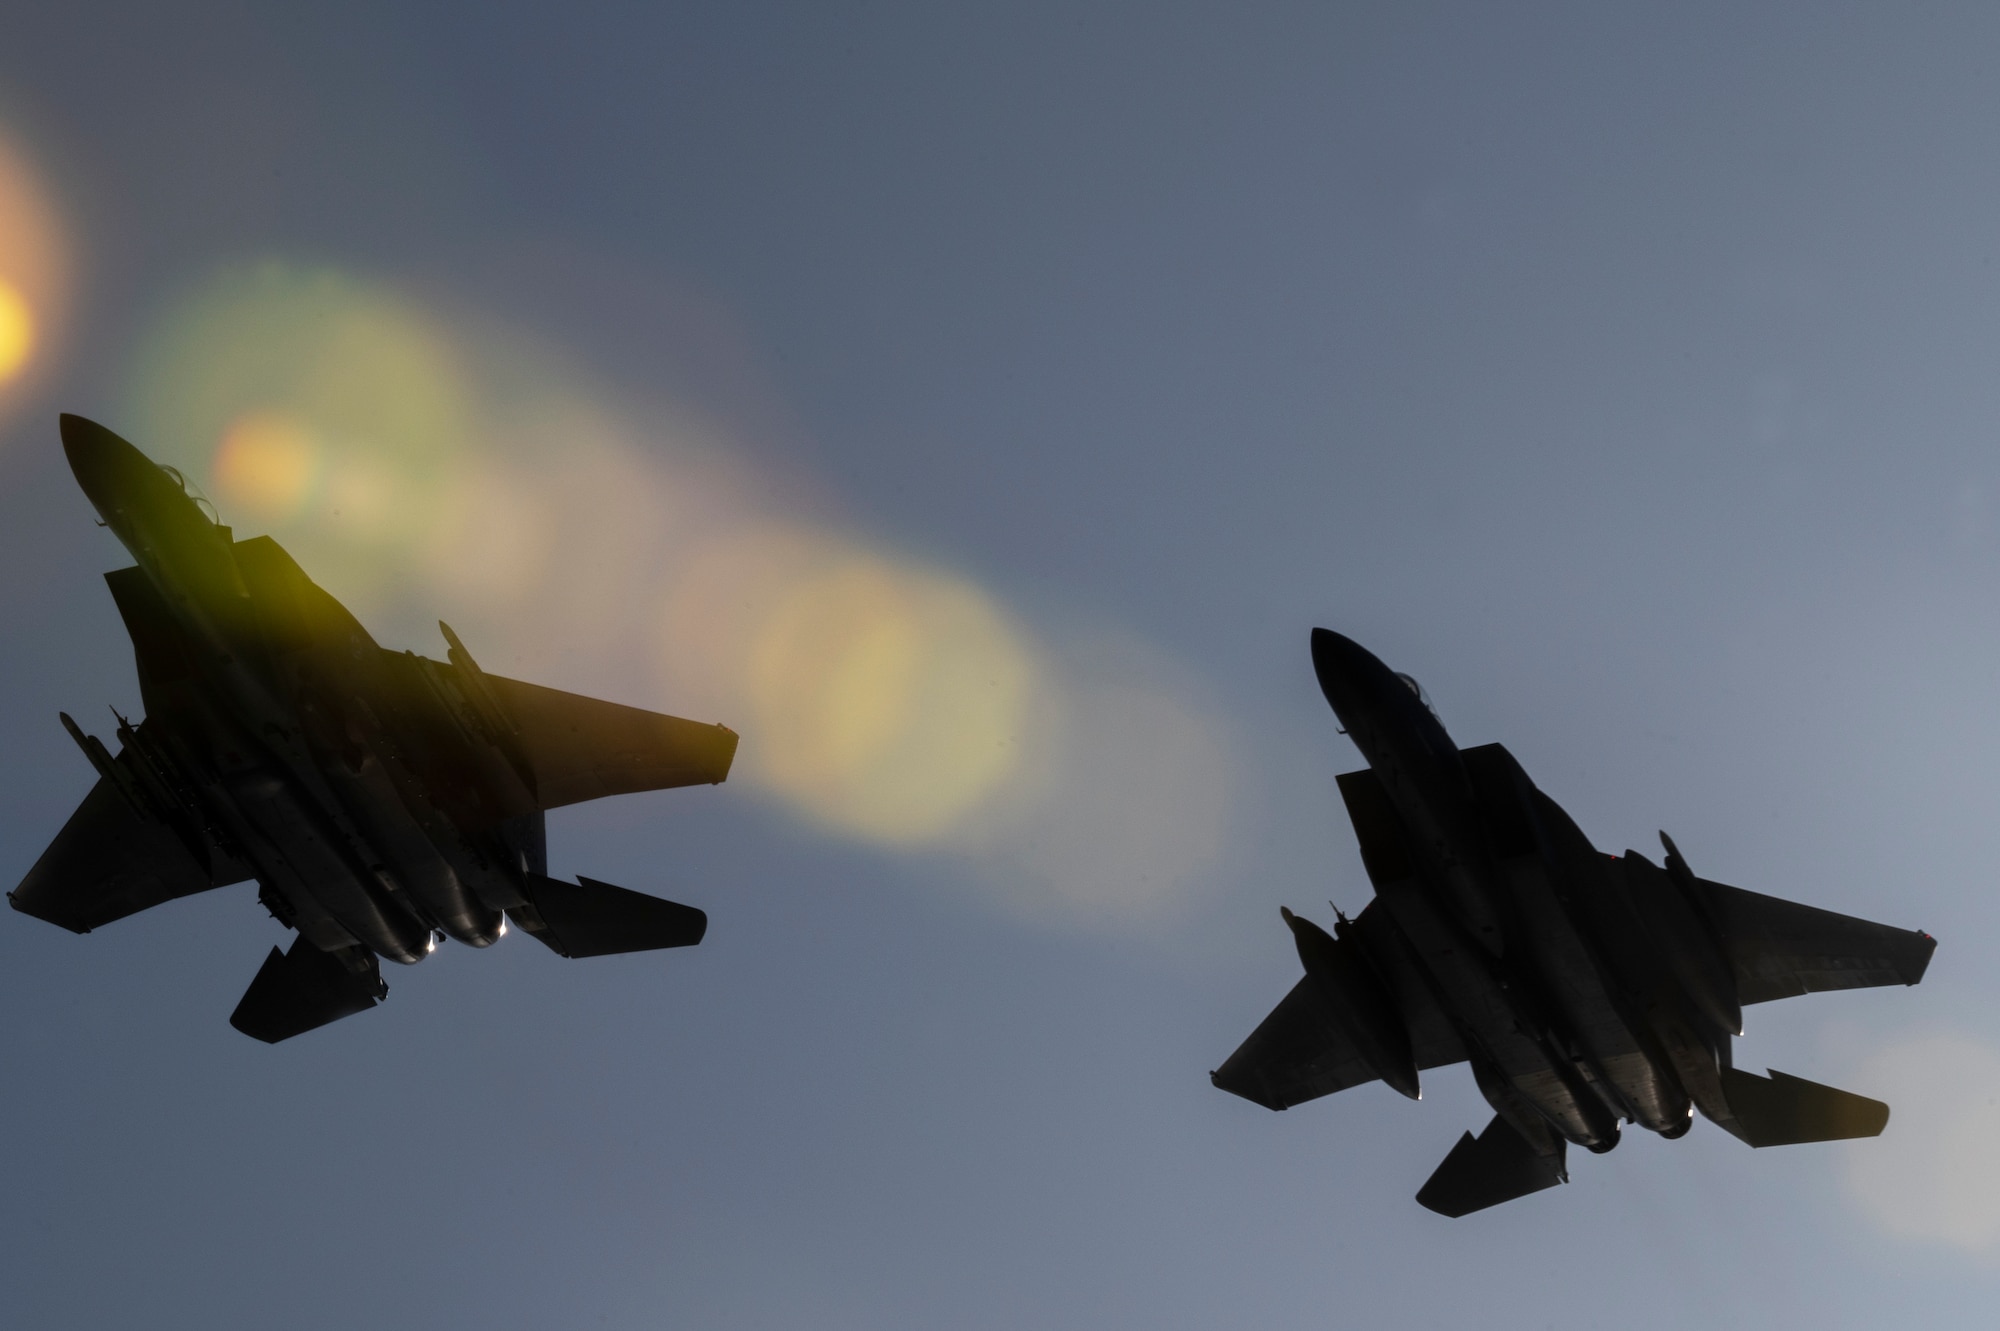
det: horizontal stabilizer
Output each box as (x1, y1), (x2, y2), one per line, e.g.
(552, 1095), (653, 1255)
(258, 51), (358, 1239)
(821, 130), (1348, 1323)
(515, 873), (707, 958)
(1416, 1114), (1568, 1217)
(1715, 1066), (1889, 1147)
(229, 939), (387, 1044)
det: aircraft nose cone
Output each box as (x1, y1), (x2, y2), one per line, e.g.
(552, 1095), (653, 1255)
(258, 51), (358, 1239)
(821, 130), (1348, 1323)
(1310, 626), (1415, 739)
(1310, 625), (1376, 700)
(59, 414), (154, 512)
(60, 411), (139, 466)
(1309, 626), (1359, 678)
(60, 411), (116, 459)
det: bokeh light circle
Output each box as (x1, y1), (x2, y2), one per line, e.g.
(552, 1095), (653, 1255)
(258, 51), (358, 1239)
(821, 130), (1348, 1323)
(118, 259), (1232, 923)
(746, 556), (1036, 842)
(126, 262), (474, 607)
(0, 278), (33, 381)
(214, 409), (320, 520)
(0, 128), (73, 420)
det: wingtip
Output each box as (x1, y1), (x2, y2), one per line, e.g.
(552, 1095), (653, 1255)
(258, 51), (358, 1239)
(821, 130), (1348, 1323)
(1903, 930), (1938, 986)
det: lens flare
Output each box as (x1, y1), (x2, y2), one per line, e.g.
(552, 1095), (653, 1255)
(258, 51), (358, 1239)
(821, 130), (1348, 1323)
(123, 260), (1236, 928)
(747, 557), (1036, 842)
(656, 525), (843, 719)
(214, 409), (320, 519)
(419, 455), (556, 614)
(127, 262), (473, 610)
(0, 128), (72, 418)
(0, 278), (32, 382)
(1844, 1030), (2000, 1252)
(958, 642), (1236, 925)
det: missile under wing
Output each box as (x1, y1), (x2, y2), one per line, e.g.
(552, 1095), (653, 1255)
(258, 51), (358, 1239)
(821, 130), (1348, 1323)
(11, 416), (738, 1042)
(1211, 628), (1934, 1215)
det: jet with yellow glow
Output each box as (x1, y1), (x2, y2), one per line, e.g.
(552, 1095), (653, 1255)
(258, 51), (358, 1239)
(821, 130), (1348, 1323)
(11, 415), (738, 1041)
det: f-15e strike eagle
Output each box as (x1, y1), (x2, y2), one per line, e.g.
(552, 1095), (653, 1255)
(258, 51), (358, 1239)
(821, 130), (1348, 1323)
(11, 415), (737, 1042)
(1213, 629), (1934, 1216)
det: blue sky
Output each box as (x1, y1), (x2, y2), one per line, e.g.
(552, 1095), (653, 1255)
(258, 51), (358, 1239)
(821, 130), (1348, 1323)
(5, 5), (2000, 1327)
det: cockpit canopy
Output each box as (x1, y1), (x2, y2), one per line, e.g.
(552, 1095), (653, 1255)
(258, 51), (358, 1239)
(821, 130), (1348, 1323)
(157, 462), (221, 524)
(1394, 671), (1440, 719)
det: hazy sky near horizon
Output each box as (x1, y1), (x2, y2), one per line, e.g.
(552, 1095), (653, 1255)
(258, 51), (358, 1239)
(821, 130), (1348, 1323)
(7, 5), (2000, 1327)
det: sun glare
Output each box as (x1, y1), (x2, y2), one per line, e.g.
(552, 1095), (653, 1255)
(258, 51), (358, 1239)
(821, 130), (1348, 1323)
(126, 262), (474, 615)
(0, 278), (33, 383)
(0, 129), (71, 416)
(747, 558), (1035, 842)
(215, 410), (319, 519)
(123, 260), (1234, 923)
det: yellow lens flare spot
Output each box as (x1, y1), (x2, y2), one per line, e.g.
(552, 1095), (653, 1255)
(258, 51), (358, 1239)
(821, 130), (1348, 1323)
(748, 558), (1036, 842)
(215, 409), (319, 519)
(321, 451), (410, 541)
(419, 459), (557, 612)
(655, 525), (848, 721)
(122, 258), (1230, 917)
(0, 129), (71, 418)
(127, 262), (476, 607)
(0, 277), (33, 383)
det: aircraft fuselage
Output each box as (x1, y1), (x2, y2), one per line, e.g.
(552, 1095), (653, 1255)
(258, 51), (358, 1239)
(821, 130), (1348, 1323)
(1309, 628), (1726, 1153)
(63, 415), (537, 966)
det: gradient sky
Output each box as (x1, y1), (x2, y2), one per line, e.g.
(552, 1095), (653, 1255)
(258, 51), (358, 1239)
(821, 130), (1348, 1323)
(5, 5), (2000, 1328)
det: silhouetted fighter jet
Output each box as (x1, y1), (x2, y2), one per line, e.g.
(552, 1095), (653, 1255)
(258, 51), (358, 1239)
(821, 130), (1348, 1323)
(11, 416), (737, 1042)
(1212, 629), (1934, 1215)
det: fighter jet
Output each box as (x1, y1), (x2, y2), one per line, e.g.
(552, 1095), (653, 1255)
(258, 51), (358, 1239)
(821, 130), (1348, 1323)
(1211, 629), (1934, 1215)
(11, 415), (738, 1042)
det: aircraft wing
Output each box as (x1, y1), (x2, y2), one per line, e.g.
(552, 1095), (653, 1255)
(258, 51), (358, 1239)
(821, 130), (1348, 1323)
(10, 745), (250, 933)
(483, 674), (739, 810)
(1704, 879), (1935, 1006)
(1212, 902), (1466, 1111)
(1213, 974), (1383, 1109)
(1355, 900), (1467, 1072)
